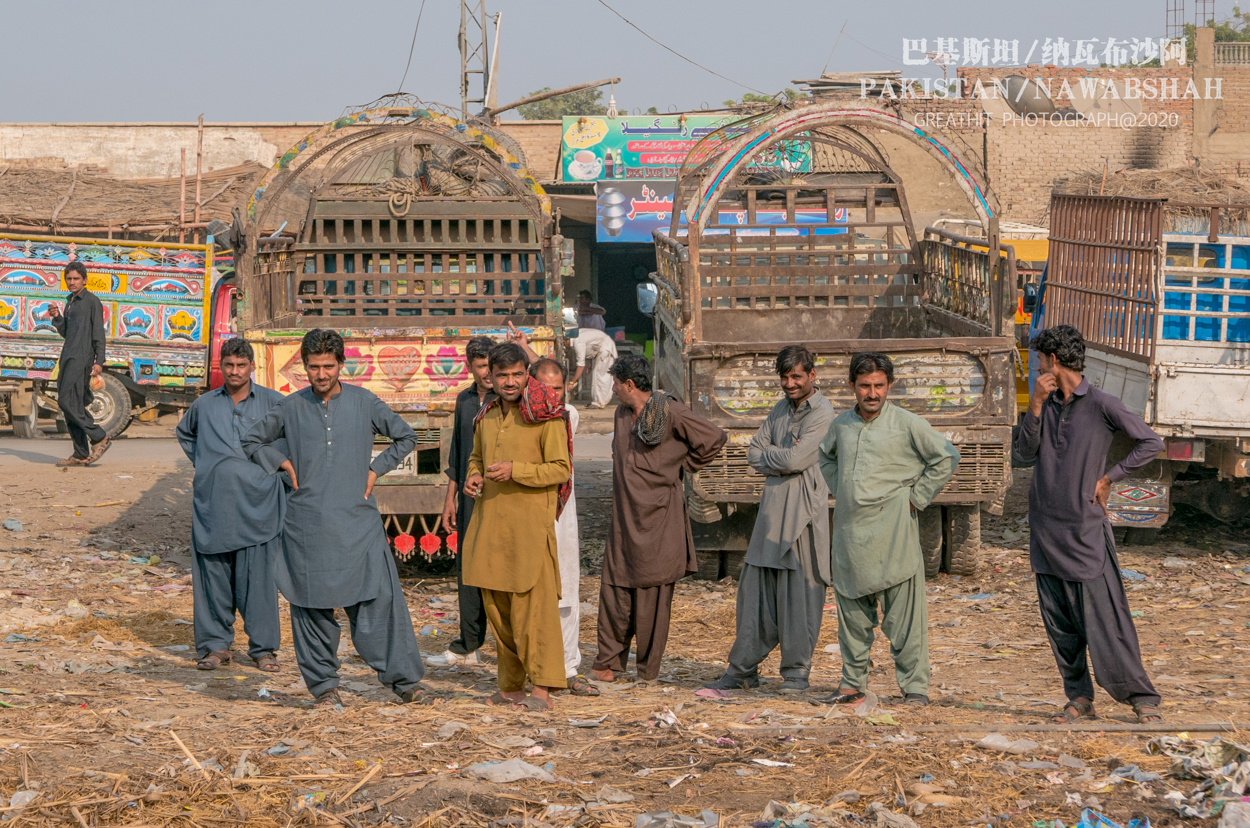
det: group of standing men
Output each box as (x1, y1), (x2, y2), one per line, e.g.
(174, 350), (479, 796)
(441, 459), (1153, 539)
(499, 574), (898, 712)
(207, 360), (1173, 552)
(164, 276), (1159, 719)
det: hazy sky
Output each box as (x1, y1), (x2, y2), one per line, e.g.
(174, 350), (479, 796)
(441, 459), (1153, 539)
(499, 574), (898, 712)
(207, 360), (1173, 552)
(3, 1), (1189, 122)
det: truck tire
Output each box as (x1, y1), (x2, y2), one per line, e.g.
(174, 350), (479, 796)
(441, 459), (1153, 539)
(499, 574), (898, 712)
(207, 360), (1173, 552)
(11, 399), (40, 439)
(919, 507), (943, 580)
(942, 504), (982, 577)
(88, 373), (134, 439)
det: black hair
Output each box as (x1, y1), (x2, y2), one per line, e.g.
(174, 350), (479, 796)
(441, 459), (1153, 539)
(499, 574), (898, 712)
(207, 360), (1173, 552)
(610, 354), (652, 392)
(300, 328), (345, 363)
(63, 261), (88, 280)
(1031, 324), (1086, 371)
(488, 342), (529, 372)
(849, 352), (894, 384)
(578, 289), (592, 300)
(219, 338), (255, 362)
(776, 344), (815, 376)
(465, 336), (494, 363)
(530, 357), (567, 383)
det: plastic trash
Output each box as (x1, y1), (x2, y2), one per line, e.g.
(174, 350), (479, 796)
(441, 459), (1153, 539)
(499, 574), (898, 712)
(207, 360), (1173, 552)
(1219, 802), (1250, 828)
(464, 758), (555, 783)
(1120, 569), (1147, 581)
(977, 732), (1040, 755)
(436, 721), (470, 741)
(1058, 754), (1086, 769)
(2, 519), (22, 532)
(593, 785), (634, 803)
(1020, 761), (1060, 770)
(635, 810), (718, 828)
(1109, 764), (1162, 783)
(1074, 809), (1151, 828)
(292, 792), (327, 812)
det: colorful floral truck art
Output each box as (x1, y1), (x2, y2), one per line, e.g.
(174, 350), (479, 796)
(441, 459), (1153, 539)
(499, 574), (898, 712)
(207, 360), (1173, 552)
(0, 233), (237, 438)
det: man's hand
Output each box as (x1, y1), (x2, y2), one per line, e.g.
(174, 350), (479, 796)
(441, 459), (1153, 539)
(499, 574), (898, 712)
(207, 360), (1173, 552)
(1029, 372), (1058, 417)
(1094, 475), (1111, 515)
(485, 461), (513, 482)
(48, 304), (61, 319)
(441, 502), (457, 534)
(365, 470), (378, 500)
(464, 473), (484, 498)
(278, 460), (299, 491)
(506, 321), (529, 348)
(90, 364), (102, 377)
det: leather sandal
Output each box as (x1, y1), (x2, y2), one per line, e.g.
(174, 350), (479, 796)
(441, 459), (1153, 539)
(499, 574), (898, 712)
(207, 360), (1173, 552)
(567, 675), (601, 696)
(253, 653), (280, 673)
(398, 684), (439, 705)
(196, 650), (231, 671)
(1133, 703), (1163, 723)
(1052, 698), (1097, 723)
(510, 695), (552, 712)
(85, 437), (111, 465)
(55, 456), (88, 467)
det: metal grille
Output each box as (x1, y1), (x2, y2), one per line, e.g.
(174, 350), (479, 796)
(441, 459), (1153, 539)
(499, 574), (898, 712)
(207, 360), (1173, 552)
(693, 442), (1009, 501)
(918, 238), (993, 329)
(290, 201), (547, 323)
(255, 237), (297, 324)
(1046, 194), (1162, 363)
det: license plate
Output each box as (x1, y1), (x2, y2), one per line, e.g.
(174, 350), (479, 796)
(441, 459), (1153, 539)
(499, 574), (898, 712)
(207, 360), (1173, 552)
(372, 448), (418, 476)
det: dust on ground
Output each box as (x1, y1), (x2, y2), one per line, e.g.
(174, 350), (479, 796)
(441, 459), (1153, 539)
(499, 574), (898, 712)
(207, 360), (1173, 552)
(1, 438), (1248, 828)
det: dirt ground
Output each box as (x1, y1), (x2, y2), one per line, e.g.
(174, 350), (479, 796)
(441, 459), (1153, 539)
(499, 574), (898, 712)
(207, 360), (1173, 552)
(1, 423), (1249, 828)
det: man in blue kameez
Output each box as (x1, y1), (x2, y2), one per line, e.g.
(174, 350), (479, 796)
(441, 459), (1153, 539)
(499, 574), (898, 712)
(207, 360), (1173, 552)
(242, 329), (430, 707)
(177, 338), (286, 673)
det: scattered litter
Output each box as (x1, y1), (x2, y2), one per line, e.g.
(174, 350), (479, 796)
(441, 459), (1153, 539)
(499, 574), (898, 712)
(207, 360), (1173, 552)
(865, 712), (900, 726)
(883, 731), (920, 744)
(464, 758), (555, 783)
(977, 732), (1040, 755)
(1162, 556), (1192, 568)
(852, 689), (879, 717)
(635, 810), (718, 828)
(160, 644), (190, 652)
(1108, 764), (1162, 784)
(591, 785), (634, 804)
(436, 721), (470, 741)
(866, 801), (921, 828)
(480, 734), (536, 749)
(2, 519), (22, 532)
(1120, 569), (1147, 581)
(1149, 735), (1250, 817)
(1058, 753), (1086, 769)
(694, 688), (731, 699)
(1220, 802), (1250, 828)
(961, 592), (996, 600)
(994, 760), (1020, 776)
(569, 715), (608, 727)
(1020, 761), (1060, 770)
(292, 792), (327, 812)
(648, 707), (681, 727)
(752, 758), (794, 768)
(1072, 809), (1152, 828)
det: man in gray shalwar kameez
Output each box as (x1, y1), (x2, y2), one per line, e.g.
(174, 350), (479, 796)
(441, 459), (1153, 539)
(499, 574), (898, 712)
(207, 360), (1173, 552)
(705, 346), (834, 694)
(242, 329), (430, 707)
(177, 338), (286, 672)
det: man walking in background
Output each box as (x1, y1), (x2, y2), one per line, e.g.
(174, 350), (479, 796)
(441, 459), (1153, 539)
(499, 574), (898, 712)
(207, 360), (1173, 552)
(591, 355), (726, 683)
(1015, 325), (1164, 724)
(48, 261), (110, 466)
(177, 338), (285, 674)
(242, 329), (430, 707)
(818, 352), (958, 706)
(461, 343), (571, 710)
(705, 345), (834, 694)
(428, 336), (495, 669)
(569, 326), (617, 409)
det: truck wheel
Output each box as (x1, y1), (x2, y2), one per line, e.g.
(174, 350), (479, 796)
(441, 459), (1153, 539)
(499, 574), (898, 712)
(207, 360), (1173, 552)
(943, 504), (982, 577)
(1123, 527), (1160, 546)
(11, 400), (40, 439)
(88, 373), (134, 439)
(694, 551), (722, 581)
(919, 507), (943, 580)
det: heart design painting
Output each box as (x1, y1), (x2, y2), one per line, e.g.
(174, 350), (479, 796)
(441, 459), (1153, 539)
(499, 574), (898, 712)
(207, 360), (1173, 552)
(378, 346), (422, 392)
(422, 346), (468, 392)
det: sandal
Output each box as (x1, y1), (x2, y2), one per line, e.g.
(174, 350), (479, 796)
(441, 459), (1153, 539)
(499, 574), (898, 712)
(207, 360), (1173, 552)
(85, 437), (111, 465)
(313, 688), (344, 708)
(484, 691), (512, 706)
(397, 684), (439, 705)
(55, 456), (88, 467)
(819, 690), (866, 705)
(1133, 703), (1163, 723)
(1051, 698), (1097, 723)
(567, 675), (601, 697)
(253, 653), (280, 673)
(196, 650), (231, 671)
(510, 695), (551, 712)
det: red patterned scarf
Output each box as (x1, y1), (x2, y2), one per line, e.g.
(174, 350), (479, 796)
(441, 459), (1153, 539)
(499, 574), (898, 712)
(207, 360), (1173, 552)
(474, 376), (573, 517)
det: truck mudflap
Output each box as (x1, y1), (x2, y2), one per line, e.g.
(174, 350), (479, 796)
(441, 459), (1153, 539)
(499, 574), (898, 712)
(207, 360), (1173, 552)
(691, 424), (1013, 513)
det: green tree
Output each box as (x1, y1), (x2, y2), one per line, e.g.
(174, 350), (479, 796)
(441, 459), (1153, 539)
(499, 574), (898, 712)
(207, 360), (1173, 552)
(1184, 6), (1250, 61)
(646, 106), (660, 114)
(721, 89), (801, 107)
(517, 87), (608, 119)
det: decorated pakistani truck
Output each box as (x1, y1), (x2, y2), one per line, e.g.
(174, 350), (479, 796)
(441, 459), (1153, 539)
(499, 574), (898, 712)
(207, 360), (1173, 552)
(236, 104), (567, 559)
(0, 233), (235, 438)
(642, 103), (1017, 578)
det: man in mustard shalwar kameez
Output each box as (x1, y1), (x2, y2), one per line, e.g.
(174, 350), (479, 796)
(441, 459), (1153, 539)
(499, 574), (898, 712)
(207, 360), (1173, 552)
(462, 343), (571, 711)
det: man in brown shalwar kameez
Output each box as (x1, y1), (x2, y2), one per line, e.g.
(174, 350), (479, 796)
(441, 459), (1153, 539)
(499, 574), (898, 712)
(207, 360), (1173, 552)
(591, 355), (727, 682)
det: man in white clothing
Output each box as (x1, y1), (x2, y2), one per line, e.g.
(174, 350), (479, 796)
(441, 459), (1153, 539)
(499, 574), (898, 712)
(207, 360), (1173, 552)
(569, 327), (617, 409)
(530, 358), (600, 696)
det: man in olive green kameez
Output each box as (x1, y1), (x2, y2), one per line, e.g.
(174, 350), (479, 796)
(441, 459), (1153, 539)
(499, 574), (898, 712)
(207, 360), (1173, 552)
(818, 353), (959, 706)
